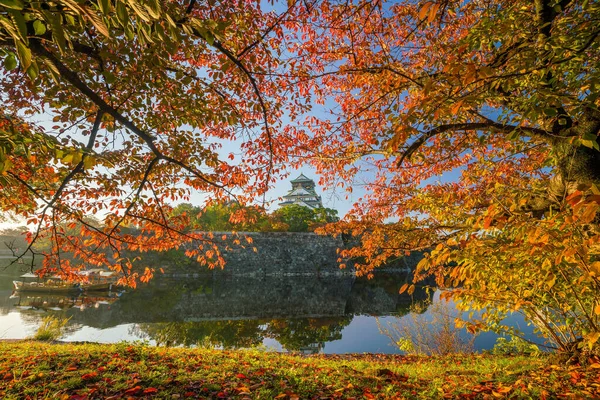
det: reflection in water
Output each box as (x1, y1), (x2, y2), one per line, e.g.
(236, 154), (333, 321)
(132, 317), (353, 352)
(0, 265), (434, 352)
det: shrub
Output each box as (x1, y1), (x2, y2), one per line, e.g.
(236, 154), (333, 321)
(492, 336), (540, 356)
(32, 315), (70, 341)
(378, 297), (474, 356)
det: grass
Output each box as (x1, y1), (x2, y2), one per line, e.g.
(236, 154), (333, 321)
(31, 315), (70, 341)
(0, 341), (599, 399)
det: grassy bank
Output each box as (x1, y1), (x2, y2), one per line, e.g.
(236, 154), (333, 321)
(0, 341), (598, 399)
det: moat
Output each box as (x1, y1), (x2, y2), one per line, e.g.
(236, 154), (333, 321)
(0, 262), (539, 353)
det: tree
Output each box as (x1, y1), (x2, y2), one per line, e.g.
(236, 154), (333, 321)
(0, 0), (302, 285)
(271, 204), (316, 232)
(282, 0), (600, 352)
(3, 0), (600, 353)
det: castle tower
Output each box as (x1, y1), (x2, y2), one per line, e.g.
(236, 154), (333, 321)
(279, 174), (323, 209)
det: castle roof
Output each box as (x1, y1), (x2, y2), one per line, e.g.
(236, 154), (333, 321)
(286, 187), (315, 196)
(290, 174), (313, 183)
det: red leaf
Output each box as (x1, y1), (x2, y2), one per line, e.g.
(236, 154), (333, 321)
(236, 373), (247, 379)
(124, 386), (142, 395)
(81, 372), (98, 381)
(143, 387), (159, 394)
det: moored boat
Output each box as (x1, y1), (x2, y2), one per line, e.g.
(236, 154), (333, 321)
(13, 273), (82, 294)
(13, 270), (120, 294)
(76, 269), (118, 292)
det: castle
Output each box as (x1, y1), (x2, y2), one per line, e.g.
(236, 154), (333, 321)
(279, 174), (323, 209)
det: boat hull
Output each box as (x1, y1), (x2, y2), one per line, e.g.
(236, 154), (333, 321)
(83, 283), (113, 292)
(13, 281), (82, 294)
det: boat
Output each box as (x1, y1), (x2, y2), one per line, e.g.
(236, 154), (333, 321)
(13, 273), (82, 294)
(12, 270), (119, 294)
(11, 291), (121, 311)
(76, 269), (119, 292)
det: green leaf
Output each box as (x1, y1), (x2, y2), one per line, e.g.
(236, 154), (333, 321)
(42, 58), (61, 83)
(98, 0), (110, 14)
(0, 158), (13, 173)
(26, 60), (38, 80)
(145, 0), (161, 19)
(46, 12), (67, 54)
(3, 52), (17, 71)
(33, 20), (46, 35)
(124, 24), (134, 40)
(102, 70), (116, 84)
(0, 0), (24, 10)
(116, 1), (128, 27)
(507, 130), (520, 141)
(15, 40), (31, 70)
(580, 139), (597, 149)
(126, 0), (151, 22)
(7, 9), (27, 43)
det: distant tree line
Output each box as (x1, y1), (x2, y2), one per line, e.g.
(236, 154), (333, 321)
(171, 203), (339, 233)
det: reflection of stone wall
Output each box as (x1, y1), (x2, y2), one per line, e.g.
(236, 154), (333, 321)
(346, 273), (432, 315)
(60, 274), (433, 329)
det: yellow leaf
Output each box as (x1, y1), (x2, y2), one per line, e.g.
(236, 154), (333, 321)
(585, 331), (600, 347)
(546, 273), (556, 289)
(580, 203), (598, 223)
(497, 385), (512, 394)
(83, 155), (95, 169)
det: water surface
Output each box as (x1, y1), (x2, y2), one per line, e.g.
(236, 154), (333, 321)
(0, 264), (541, 353)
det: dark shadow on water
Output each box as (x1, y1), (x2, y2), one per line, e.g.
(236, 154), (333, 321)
(1, 265), (435, 352)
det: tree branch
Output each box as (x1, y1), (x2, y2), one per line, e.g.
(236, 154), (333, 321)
(397, 122), (552, 167)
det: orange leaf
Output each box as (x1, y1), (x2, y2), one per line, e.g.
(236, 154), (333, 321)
(418, 2), (432, 21)
(124, 386), (142, 396)
(399, 283), (409, 294)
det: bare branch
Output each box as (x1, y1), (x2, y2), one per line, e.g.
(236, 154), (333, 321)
(397, 122), (552, 167)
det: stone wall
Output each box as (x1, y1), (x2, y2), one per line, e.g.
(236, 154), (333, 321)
(171, 231), (423, 276)
(206, 232), (350, 276)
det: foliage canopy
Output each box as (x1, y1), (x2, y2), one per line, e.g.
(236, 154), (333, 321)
(1, 0), (600, 352)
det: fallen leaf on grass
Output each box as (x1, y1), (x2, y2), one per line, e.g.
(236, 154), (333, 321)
(124, 386), (142, 396)
(81, 372), (98, 381)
